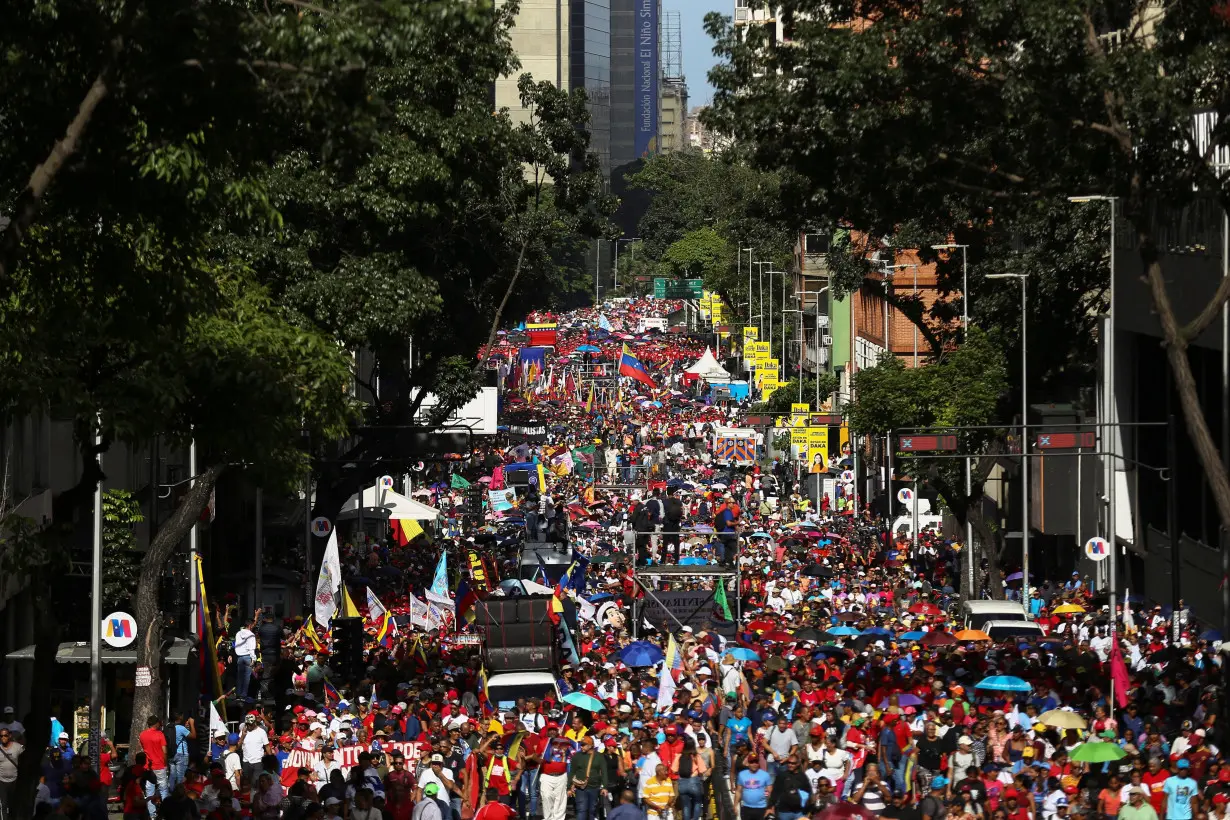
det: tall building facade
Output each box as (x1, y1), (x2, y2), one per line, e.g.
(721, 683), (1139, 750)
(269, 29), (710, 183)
(570, 0), (612, 177)
(609, 0), (638, 173)
(495, 0), (613, 178)
(658, 79), (688, 154)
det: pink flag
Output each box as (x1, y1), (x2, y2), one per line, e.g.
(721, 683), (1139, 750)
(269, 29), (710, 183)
(1110, 636), (1131, 708)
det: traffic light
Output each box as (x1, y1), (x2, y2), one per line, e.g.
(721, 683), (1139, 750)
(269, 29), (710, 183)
(330, 618), (364, 682)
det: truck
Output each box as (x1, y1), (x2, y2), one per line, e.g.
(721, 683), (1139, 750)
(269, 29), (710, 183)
(637, 317), (667, 334)
(712, 426), (758, 466)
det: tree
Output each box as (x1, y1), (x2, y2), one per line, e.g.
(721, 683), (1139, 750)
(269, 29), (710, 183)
(660, 228), (734, 283)
(751, 375), (839, 413)
(847, 330), (1009, 592)
(624, 150), (801, 318)
(704, 0), (1230, 537)
(101, 490), (144, 612)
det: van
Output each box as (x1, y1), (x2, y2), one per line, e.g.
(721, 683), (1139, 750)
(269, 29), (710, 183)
(891, 514), (944, 539)
(486, 672), (561, 710)
(961, 600), (1031, 631)
(982, 619), (1046, 642)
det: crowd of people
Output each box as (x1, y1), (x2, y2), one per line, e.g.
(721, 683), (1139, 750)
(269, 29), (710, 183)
(12, 297), (1230, 820)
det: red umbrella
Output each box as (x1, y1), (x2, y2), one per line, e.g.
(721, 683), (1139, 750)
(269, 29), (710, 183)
(921, 631), (958, 647)
(762, 630), (794, 643)
(908, 602), (943, 615)
(746, 620), (777, 633)
(816, 804), (879, 820)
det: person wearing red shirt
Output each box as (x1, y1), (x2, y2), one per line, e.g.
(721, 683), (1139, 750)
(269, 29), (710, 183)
(1002, 788), (1033, 820)
(658, 727), (684, 776)
(1142, 756), (1171, 814)
(138, 715), (169, 798)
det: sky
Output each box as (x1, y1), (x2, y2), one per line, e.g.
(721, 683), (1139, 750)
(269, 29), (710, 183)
(664, 1), (724, 106)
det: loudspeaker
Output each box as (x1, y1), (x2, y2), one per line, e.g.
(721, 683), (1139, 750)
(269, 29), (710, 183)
(485, 621), (553, 650)
(331, 618), (364, 681)
(507, 469), (531, 487)
(517, 598), (550, 624)
(485, 644), (556, 674)
(474, 599), (519, 626)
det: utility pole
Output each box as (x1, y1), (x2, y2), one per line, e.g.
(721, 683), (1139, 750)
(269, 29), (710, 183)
(89, 416), (103, 770)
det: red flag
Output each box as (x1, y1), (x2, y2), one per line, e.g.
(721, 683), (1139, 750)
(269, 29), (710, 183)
(1110, 636), (1131, 708)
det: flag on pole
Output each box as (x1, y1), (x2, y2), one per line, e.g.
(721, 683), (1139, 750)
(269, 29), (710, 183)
(323, 679), (342, 707)
(341, 585), (362, 618)
(209, 700), (227, 739)
(314, 530), (342, 628)
(1110, 637), (1131, 708)
(426, 553), (452, 608)
(456, 580), (479, 624)
(194, 555), (226, 719)
(366, 588), (387, 622)
(598, 314), (612, 331)
(618, 343), (657, 388)
(304, 618), (328, 652)
(714, 579), (733, 621)
(656, 654), (676, 713)
(390, 518), (424, 546)
(585, 383), (594, 413)
(663, 634), (683, 672)
(376, 613), (397, 649)
(561, 552), (590, 594)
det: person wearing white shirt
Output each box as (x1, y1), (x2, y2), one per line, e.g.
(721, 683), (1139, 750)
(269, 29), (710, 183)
(1089, 633), (1111, 663)
(233, 625), (258, 701)
(239, 715), (270, 787)
(313, 747), (343, 791)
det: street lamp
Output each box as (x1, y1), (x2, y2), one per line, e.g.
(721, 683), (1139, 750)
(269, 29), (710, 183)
(1069, 194), (1118, 632)
(986, 272), (1030, 613)
(781, 308), (804, 402)
(798, 288), (831, 407)
(932, 242), (973, 595)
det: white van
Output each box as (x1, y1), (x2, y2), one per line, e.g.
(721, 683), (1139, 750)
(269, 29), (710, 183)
(892, 514), (944, 539)
(983, 619), (1046, 642)
(486, 671), (561, 711)
(961, 600), (1031, 631)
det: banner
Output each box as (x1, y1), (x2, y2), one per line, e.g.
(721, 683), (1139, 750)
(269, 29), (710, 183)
(284, 741), (426, 777)
(634, 0), (660, 157)
(488, 488), (517, 513)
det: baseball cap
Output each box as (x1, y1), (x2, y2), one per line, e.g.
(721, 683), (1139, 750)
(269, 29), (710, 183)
(1177, 759), (1191, 769)
(424, 783), (440, 797)
(431, 754), (445, 763)
(58, 732), (68, 740)
(1130, 787), (1148, 796)
(1056, 798), (1069, 808)
(931, 776), (949, 789)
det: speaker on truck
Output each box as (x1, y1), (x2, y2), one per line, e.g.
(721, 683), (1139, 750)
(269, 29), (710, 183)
(485, 644), (556, 674)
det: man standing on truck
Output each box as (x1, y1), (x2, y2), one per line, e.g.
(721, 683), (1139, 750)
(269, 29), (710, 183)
(662, 489), (684, 563)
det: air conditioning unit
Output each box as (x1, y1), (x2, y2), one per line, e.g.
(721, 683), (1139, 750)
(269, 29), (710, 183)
(735, 7), (750, 21)
(822, 335), (834, 347)
(818, 315), (830, 328)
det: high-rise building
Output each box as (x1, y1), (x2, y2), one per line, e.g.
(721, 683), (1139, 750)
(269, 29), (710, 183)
(658, 79), (688, 154)
(495, 1), (612, 179)
(609, 0), (660, 178)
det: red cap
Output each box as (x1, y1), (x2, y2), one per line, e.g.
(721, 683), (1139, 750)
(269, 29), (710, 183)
(1004, 790), (1019, 800)
(1216, 795), (1230, 806)
(1219, 769), (1230, 783)
(809, 726), (824, 737)
(545, 722), (559, 730)
(666, 727), (678, 735)
(593, 722), (609, 732)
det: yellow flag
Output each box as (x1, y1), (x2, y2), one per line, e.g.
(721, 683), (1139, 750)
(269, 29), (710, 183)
(402, 518), (424, 541)
(342, 585), (361, 618)
(585, 384), (594, 413)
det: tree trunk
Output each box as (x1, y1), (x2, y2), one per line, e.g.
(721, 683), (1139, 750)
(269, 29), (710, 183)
(483, 236), (531, 355)
(127, 463), (225, 748)
(1143, 247), (1230, 531)
(10, 587), (59, 819)
(968, 505), (1004, 599)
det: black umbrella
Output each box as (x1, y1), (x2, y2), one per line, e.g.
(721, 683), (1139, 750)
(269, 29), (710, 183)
(793, 627), (828, 642)
(803, 563), (834, 578)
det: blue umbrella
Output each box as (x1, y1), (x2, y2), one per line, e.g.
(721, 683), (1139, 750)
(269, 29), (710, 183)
(726, 647), (761, 662)
(577, 345), (601, 353)
(901, 631), (926, 641)
(642, 686), (659, 699)
(975, 675), (1032, 693)
(812, 646), (853, 659)
(679, 556), (708, 565)
(829, 626), (862, 636)
(750, 531), (773, 539)
(620, 641), (664, 667)
(563, 692), (605, 712)
(1201, 628), (1222, 642)
(862, 626), (892, 637)
(586, 592), (614, 603)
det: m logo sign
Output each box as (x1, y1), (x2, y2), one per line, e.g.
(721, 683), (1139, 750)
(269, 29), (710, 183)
(102, 611), (138, 648)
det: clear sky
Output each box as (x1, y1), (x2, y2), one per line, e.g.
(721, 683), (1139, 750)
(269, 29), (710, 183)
(664, 1), (725, 106)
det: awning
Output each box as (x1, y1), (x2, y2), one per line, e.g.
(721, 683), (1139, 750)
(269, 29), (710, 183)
(337, 486), (441, 522)
(5, 638), (194, 666)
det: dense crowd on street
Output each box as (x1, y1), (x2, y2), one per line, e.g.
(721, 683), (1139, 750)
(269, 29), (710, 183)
(5, 298), (1227, 820)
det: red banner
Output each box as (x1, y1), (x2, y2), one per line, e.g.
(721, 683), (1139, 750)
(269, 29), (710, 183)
(283, 741), (426, 776)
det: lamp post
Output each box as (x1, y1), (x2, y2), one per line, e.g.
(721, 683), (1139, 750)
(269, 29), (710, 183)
(987, 272), (1030, 613)
(782, 308), (804, 402)
(753, 261), (771, 336)
(797, 287), (831, 406)
(1069, 195), (1118, 631)
(933, 243), (974, 596)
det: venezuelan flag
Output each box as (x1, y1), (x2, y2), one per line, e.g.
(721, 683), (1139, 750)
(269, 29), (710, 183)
(618, 344), (656, 388)
(664, 634), (683, 672)
(376, 613), (397, 649)
(323, 679), (341, 707)
(456, 580), (478, 624)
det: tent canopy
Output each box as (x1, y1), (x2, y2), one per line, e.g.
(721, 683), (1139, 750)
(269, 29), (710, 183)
(685, 347), (731, 381)
(6, 638), (193, 666)
(338, 486), (441, 522)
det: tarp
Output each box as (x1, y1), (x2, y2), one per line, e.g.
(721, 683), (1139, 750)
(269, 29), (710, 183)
(338, 486), (441, 521)
(6, 638), (193, 665)
(518, 347), (549, 367)
(685, 347), (731, 381)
